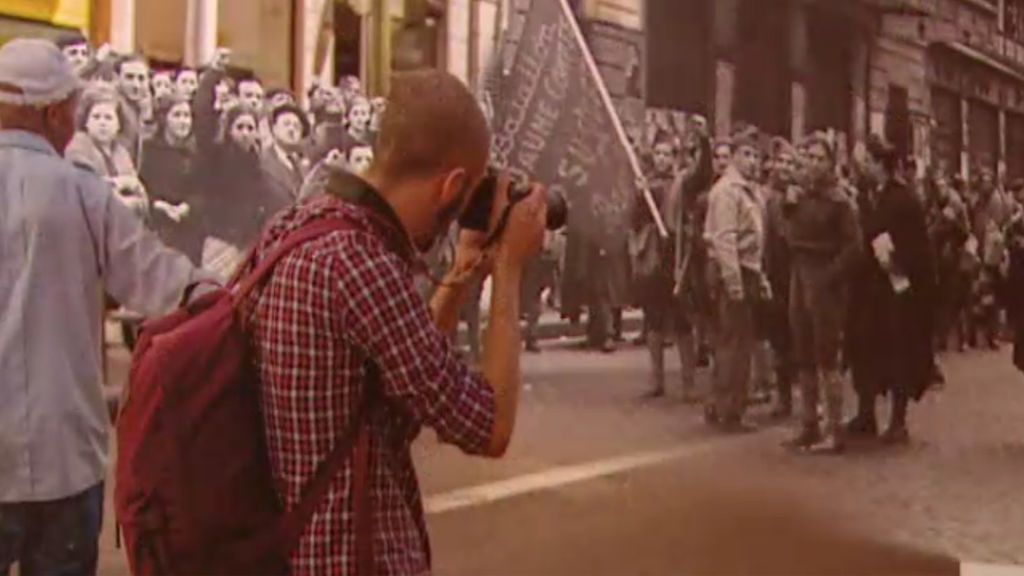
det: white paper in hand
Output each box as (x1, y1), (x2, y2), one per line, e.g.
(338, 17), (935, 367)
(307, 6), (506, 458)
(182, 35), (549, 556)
(871, 232), (895, 262)
(890, 273), (911, 294)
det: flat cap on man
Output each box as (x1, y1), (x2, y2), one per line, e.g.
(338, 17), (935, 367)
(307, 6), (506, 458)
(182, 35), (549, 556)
(0, 38), (80, 107)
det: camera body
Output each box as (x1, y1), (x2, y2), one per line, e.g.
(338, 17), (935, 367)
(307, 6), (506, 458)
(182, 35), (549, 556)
(458, 168), (568, 238)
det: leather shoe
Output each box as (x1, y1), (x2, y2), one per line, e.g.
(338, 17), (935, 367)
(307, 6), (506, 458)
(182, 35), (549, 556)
(783, 426), (821, 450)
(845, 415), (878, 439)
(813, 433), (846, 454)
(880, 424), (910, 445)
(703, 405), (720, 427)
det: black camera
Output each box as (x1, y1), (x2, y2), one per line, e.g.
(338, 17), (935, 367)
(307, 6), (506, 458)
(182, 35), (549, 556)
(458, 168), (568, 247)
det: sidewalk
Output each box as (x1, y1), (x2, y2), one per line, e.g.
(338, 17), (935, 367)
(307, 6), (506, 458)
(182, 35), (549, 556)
(105, 308), (646, 349)
(455, 308), (644, 345)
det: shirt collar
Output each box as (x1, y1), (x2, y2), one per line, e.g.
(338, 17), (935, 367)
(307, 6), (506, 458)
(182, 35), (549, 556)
(327, 172), (418, 263)
(723, 165), (749, 188)
(0, 130), (58, 157)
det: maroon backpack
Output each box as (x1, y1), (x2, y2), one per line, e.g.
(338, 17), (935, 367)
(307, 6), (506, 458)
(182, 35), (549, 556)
(115, 218), (375, 575)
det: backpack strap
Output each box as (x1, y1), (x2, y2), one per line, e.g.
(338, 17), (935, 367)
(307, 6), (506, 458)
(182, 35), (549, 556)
(278, 368), (379, 575)
(232, 217), (351, 305)
(238, 215), (377, 573)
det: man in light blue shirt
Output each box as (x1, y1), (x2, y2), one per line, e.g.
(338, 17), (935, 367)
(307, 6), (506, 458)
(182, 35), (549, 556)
(0, 39), (203, 575)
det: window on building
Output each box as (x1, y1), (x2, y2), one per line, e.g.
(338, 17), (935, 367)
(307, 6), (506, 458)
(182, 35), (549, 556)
(392, 0), (445, 72)
(334, 2), (362, 81)
(969, 99), (999, 175)
(1006, 0), (1024, 43)
(806, 5), (853, 136)
(734, 0), (790, 137)
(886, 84), (911, 162)
(931, 88), (962, 177)
(645, 0), (712, 114)
(1006, 112), (1024, 181)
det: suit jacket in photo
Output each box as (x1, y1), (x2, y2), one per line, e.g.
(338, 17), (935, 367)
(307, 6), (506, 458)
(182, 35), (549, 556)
(261, 145), (309, 208)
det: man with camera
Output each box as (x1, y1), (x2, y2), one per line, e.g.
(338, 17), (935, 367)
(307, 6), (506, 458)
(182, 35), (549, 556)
(241, 70), (546, 575)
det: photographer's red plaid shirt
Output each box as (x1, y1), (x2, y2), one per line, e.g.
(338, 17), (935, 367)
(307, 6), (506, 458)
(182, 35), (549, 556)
(241, 191), (496, 576)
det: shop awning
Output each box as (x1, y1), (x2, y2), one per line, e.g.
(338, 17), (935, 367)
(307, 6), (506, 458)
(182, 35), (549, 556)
(0, 0), (89, 31)
(938, 40), (1024, 84)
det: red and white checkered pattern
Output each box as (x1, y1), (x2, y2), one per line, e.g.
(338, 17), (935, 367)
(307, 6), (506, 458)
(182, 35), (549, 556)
(242, 194), (495, 575)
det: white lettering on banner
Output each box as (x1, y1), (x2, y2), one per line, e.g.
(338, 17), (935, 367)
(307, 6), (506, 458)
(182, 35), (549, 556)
(494, 22), (555, 170)
(512, 14), (575, 176)
(488, 0), (638, 239)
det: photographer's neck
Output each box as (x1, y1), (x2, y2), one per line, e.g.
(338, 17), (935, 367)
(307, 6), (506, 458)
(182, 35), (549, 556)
(360, 172), (423, 250)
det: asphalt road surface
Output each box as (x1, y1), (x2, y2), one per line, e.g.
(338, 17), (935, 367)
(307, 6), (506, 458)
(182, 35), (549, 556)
(95, 335), (1024, 575)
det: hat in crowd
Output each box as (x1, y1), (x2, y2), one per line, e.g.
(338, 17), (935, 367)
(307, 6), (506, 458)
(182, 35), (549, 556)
(0, 38), (81, 107)
(771, 136), (796, 159)
(731, 125), (761, 152)
(54, 31), (89, 50)
(269, 102), (311, 137)
(802, 130), (837, 162)
(266, 87), (295, 103)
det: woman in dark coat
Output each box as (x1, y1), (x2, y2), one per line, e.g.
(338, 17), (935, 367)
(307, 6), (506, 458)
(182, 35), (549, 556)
(140, 95), (203, 264)
(845, 136), (937, 444)
(1005, 198), (1024, 372)
(192, 68), (283, 278)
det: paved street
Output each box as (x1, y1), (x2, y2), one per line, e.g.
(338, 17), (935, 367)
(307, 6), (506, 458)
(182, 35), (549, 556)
(97, 334), (1024, 575)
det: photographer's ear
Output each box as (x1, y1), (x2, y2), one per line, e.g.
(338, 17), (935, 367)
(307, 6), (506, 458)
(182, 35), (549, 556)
(439, 167), (469, 208)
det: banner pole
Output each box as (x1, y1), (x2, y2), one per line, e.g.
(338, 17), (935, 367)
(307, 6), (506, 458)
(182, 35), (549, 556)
(555, 0), (669, 239)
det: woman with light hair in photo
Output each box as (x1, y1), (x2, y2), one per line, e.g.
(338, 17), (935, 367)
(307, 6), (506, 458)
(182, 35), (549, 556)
(65, 83), (149, 220)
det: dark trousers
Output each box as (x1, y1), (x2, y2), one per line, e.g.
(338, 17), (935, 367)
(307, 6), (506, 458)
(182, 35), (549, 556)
(523, 259), (557, 344)
(0, 483), (104, 576)
(586, 297), (613, 346)
(856, 387), (909, 428)
(711, 296), (754, 420)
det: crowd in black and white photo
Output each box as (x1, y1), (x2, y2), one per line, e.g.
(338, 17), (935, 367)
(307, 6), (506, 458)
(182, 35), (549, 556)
(620, 108), (1024, 452)
(41, 30), (1024, 455)
(53, 31), (384, 280)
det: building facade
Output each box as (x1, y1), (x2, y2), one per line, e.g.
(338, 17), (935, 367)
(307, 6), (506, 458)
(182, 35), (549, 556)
(0, 0), (96, 44)
(584, 0), (1024, 180)
(871, 0), (1024, 181)
(0, 0), (497, 103)
(642, 0), (875, 156)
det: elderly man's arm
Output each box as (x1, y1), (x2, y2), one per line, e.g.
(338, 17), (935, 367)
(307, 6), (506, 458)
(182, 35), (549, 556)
(88, 177), (208, 317)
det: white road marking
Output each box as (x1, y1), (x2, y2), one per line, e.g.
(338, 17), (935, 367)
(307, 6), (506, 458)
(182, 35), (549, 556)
(425, 440), (724, 515)
(961, 563), (1024, 576)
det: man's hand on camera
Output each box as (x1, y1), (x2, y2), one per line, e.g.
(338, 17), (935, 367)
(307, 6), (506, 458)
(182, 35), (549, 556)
(495, 184), (547, 269)
(445, 230), (493, 287)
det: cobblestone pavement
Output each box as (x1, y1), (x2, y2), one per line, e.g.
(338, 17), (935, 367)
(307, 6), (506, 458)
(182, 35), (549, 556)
(95, 338), (1024, 575)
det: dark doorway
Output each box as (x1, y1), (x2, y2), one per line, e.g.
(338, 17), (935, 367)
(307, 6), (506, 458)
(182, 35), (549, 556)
(645, 0), (711, 114)
(734, 0), (791, 136)
(968, 99), (999, 175)
(886, 84), (912, 161)
(334, 2), (362, 81)
(806, 5), (853, 134)
(931, 87), (962, 177)
(1007, 112), (1024, 182)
